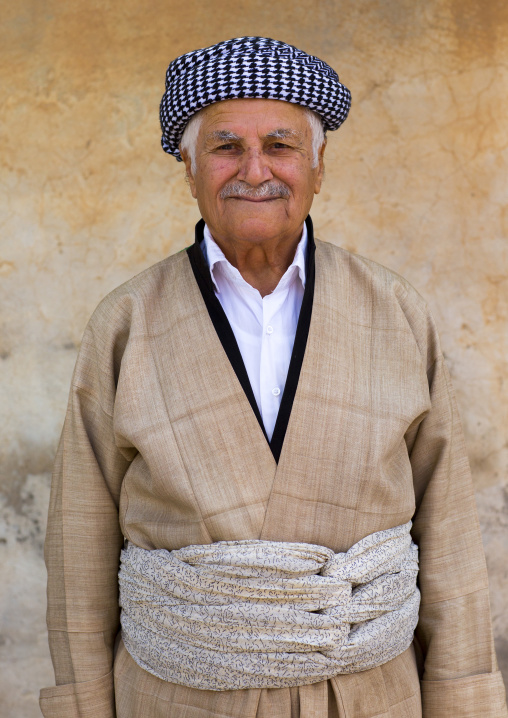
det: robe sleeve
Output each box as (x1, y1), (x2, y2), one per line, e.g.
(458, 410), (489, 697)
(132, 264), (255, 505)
(40, 296), (134, 718)
(408, 308), (508, 717)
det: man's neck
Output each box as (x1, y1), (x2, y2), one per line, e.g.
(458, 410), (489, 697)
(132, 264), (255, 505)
(206, 225), (306, 297)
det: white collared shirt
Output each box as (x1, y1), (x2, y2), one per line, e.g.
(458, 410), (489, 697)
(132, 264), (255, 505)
(201, 224), (307, 441)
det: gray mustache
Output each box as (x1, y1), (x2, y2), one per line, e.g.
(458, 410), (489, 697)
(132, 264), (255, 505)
(219, 181), (290, 200)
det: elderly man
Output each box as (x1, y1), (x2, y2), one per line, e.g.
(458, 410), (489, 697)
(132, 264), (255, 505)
(40, 37), (507, 718)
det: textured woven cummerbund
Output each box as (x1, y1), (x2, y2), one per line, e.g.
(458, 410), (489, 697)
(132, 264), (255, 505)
(118, 521), (420, 691)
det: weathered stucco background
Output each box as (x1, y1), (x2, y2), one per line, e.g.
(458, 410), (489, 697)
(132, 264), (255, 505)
(1, 0), (507, 715)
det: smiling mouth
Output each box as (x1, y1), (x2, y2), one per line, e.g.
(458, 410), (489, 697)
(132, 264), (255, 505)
(226, 196), (284, 202)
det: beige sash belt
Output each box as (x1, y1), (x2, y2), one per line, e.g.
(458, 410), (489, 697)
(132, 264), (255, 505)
(118, 522), (420, 690)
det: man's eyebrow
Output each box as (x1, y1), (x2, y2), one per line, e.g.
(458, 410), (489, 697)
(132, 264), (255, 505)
(205, 128), (304, 144)
(205, 130), (242, 143)
(265, 128), (304, 142)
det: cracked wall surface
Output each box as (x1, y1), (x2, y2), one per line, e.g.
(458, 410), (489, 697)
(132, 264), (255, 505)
(1, 1), (507, 715)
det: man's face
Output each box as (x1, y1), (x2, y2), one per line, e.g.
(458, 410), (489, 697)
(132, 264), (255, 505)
(181, 99), (325, 248)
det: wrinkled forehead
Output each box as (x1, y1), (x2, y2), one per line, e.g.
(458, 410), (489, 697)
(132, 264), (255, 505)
(198, 98), (312, 141)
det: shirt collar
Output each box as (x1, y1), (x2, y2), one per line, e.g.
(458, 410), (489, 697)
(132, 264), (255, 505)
(201, 223), (308, 295)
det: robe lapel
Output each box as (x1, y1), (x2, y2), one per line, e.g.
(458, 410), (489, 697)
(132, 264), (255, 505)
(259, 239), (369, 549)
(152, 250), (276, 542)
(186, 223), (268, 445)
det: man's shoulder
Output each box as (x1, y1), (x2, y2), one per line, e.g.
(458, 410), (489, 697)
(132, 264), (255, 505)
(103, 248), (190, 302)
(85, 249), (192, 334)
(315, 238), (428, 315)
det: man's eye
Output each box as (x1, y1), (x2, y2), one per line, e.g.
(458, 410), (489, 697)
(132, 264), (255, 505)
(217, 144), (236, 150)
(272, 142), (290, 149)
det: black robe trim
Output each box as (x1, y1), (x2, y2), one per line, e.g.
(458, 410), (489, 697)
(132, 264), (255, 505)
(186, 217), (315, 463)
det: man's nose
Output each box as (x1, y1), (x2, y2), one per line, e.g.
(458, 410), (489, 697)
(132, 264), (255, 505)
(236, 148), (273, 186)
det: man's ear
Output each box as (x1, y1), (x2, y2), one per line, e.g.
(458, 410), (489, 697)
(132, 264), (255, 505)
(179, 147), (198, 199)
(314, 139), (326, 195)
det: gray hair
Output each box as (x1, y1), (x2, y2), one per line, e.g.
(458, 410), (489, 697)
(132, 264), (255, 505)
(180, 106), (325, 174)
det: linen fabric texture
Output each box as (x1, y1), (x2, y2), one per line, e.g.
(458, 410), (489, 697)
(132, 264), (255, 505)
(118, 523), (420, 689)
(41, 233), (508, 717)
(159, 36), (352, 160)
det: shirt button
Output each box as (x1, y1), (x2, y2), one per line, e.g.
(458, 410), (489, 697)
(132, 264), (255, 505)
(272, 387), (281, 397)
(266, 325), (274, 334)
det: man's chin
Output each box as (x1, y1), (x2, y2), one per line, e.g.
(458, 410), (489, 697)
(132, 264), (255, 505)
(218, 213), (299, 246)
(222, 200), (288, 221)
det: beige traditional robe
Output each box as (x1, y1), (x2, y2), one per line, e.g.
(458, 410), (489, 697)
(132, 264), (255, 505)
(41, 237), (507, 718)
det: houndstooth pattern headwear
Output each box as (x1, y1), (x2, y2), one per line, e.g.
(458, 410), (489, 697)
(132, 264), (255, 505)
(160, 36), (352, 161)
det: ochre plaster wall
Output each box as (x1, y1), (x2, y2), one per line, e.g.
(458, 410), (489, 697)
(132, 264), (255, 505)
(1, 1), (507, 714)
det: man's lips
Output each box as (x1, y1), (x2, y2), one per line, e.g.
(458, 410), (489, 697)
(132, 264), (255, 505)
(225, 196), (283, 202)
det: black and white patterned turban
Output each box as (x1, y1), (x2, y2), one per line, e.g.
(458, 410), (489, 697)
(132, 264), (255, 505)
(160, 36), (351, 161)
